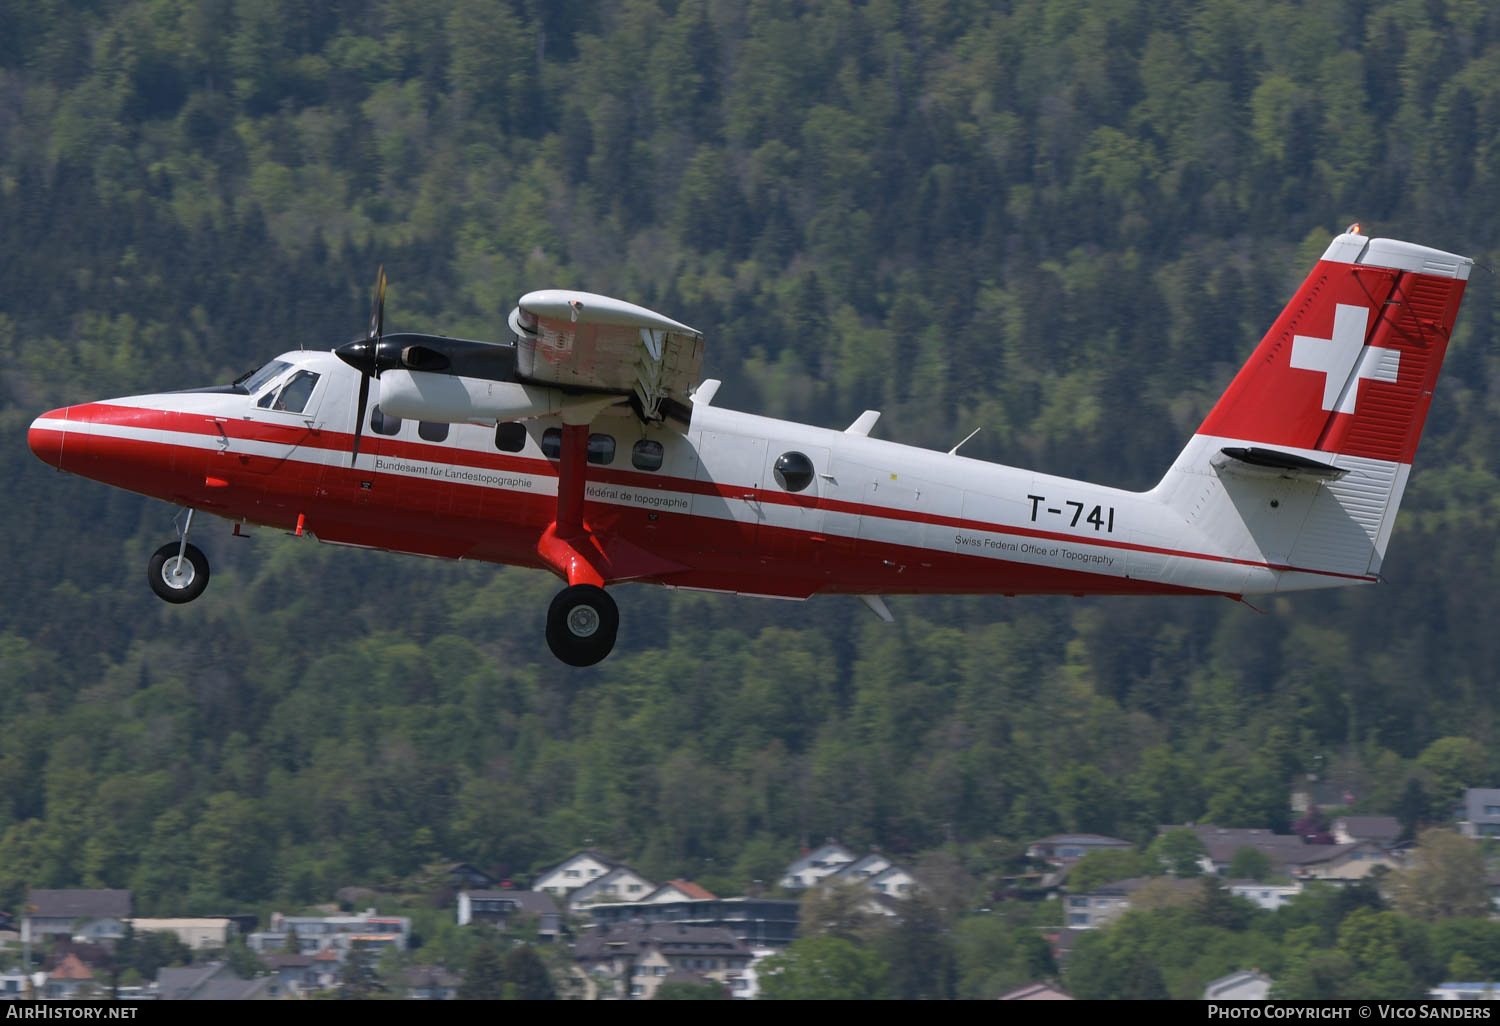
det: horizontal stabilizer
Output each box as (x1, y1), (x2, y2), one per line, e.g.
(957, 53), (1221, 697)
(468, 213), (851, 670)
(1213, 446), (1346, 480)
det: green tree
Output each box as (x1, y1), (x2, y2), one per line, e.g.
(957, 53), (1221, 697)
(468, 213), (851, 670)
(459, 938), (506, 1001)
(1069, 848), (1153, 892)
(757, 936), (890, 1000)
(1390, 829), (1491, 923)
(500, 944), (555, 1001)
(1147, 829), (1207, 877)
(1227, 846), (1272, 882)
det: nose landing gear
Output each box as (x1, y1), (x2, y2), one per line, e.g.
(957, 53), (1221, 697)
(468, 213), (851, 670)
(148, 509), (211, 604)
(545, 584), (618, 666)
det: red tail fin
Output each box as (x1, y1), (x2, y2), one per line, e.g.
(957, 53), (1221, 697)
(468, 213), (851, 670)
(1198, 231), (1470, 465)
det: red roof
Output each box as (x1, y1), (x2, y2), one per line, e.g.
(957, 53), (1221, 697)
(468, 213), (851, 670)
(665, 880), (717, 900)
(50, 954), (93, 981)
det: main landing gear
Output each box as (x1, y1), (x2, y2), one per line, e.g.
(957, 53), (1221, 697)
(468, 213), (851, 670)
(545, 584), (619, 667)
(148, 509), (210, 604)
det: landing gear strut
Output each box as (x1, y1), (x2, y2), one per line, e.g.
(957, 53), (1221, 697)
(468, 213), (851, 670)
(148, 509), (210, 604)
(546, 584), (619, 666)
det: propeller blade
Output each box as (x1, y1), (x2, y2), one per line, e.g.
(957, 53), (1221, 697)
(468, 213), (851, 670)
(350, 371), (370, 467)
(369, 265), (386, 343)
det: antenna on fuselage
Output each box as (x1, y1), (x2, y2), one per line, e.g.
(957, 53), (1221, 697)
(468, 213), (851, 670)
(947, 427), (981, 456)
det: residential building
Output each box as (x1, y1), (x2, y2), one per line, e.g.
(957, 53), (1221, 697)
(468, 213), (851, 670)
(158, 963), (280, 1000)
(1204, 970), (1274, 1000)
(259, 954), (330, 996)
(247, 908), (410, 960)
(642, 881), (717, 903)
(574, 923), (751, 1000)
(533, 851), (624, 898)
(1332, 816), (1401, 845)
(441, 862), (500, 890)
(1289, 839), (1402, 881)
(43, 955), (99, 1000)
(456, 890), (561, 940)
(999, 982), (1074, 1000)
(1026, 835), (1134, 865)
(566, 867), (656, 911)
(827, 854), (892, 883)
(0, 972), (28, 1000)
(866, 864), (916, 897)
(779, 843), (856, 890)
(591, 897), (800, 949)
(22, 890), (131, 944)
(1063, 877), (1201, 929)
(1459, 789), (1500, 839)
(127, 917), (238, 951)
(1226, 880), (1304, 912)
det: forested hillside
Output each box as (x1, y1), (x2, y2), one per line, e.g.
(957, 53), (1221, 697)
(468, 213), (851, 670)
(4, 0), (1500, 978)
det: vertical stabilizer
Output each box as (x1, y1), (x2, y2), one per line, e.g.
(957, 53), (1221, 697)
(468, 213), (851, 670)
(1153, 231), (1471, 590)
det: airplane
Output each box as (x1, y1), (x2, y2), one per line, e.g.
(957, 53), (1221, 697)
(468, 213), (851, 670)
(27, 227), (1472, 666)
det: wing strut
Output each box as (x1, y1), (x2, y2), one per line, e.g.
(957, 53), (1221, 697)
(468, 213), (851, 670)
(535, 420), (693, 588)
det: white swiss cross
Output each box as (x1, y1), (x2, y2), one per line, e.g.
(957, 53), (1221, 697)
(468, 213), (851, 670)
(1289, 303), (1400, 414)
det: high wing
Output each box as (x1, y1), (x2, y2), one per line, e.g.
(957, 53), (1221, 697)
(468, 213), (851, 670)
(508, 290), (703, 431)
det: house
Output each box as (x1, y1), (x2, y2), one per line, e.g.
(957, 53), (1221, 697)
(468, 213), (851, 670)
(456, 890), (561, 940)
(0, 971), (29, 1000)
(22, 889), (131, 943)
(999, 982), (1074, 1000)
(1332, 816), (1401, 845)
(590, 896), (801, 949)
(533, 851), (625, 897)
(827, 854), (892, 883)
(259, 954), (328, 996)
(1158, 826), (1315, 877)
(127, 917), (238, 951)
(443, 862), (500, 890)
(1026, 835), (1134, 865)
(779, 843), (856, 890)
(642, 881), (718, 903)
(1226, 880), (1304, 912)
(398, 965), (463, 1000)
(1289, 839), (1401, 881)
(1063, 877), (1201, 929)
(566, 866), (656, 911)
(1204, 970), (1273, 1000)
(157, 963), (280, 1000)
(247, 908), (410, 960)
(574, 923), (752, 1000)
(866, 864), (917, 897)
(43, 955), (99, 1000)
(1432, 982), (1500, 1000)
(1459, 789), (1500, 839)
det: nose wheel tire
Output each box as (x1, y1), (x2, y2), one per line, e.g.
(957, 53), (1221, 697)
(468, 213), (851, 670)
(546, 584), (619, 666)
(148, 542), (211, 604)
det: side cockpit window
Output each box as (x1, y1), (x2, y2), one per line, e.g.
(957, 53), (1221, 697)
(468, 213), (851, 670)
(257, 369), (320, 412)
(240, 359), (291, 396)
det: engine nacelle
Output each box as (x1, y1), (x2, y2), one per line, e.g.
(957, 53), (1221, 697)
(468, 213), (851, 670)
(376, 369), (620, 424)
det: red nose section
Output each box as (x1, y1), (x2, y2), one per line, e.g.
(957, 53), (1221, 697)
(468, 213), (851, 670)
(28, 407), (69, 469)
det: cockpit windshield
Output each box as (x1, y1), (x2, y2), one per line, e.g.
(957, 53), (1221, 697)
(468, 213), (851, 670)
(235, 359), (293, 396)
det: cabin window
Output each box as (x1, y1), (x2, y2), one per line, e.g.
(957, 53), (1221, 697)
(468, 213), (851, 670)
(495, 422), (527, 452)
(541, 428), (562, 460)
(418, 421), (449, 443)
(774, 451), (815, 492)
(632, 440), (664, 471)
(371, 405), (401, 436)
(588, 434), (616, 466)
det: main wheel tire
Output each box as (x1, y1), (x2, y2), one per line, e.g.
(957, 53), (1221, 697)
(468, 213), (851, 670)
(545, 584), (619, 667)
(148, 541), (210, 604)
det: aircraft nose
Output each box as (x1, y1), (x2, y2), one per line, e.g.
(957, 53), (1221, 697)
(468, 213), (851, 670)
(28, 407), (69, 469)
